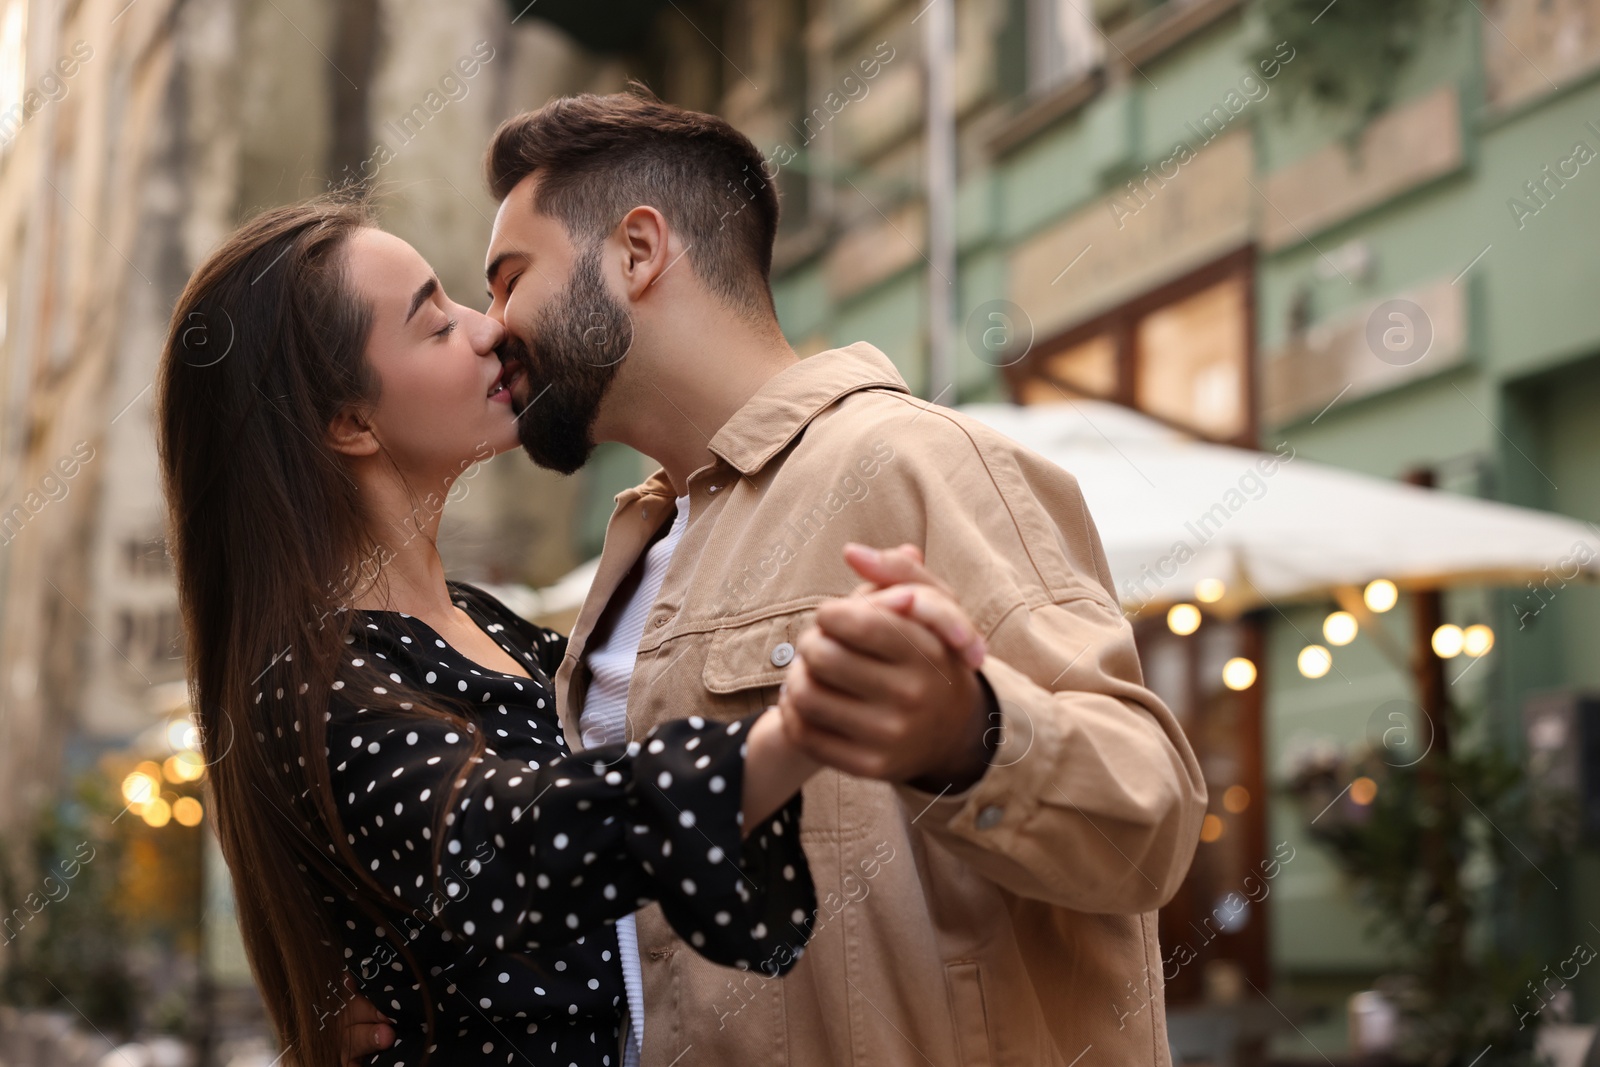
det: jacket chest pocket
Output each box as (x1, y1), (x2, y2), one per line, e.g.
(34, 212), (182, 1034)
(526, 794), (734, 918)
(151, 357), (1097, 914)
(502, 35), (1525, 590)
(701, 608), (816, 695)
(701, 607), (878, 842)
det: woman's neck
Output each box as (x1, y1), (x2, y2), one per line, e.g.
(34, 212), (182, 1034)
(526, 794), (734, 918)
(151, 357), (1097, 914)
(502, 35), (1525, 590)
(348, 464), (458, 618)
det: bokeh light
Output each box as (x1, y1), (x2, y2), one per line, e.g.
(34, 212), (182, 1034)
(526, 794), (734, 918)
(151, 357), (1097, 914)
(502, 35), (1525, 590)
(141, 797), (172, 828)
(1463, 623), (1494, 657)
(1297, 645), (1332, 679)
(1194, 578), (1226, 603)
(1222, 785), (1250, 813)
(1200, 814), (1225, 842)
(1222, 657), (1257, 690)
(166, 717), (200, 751)
(122, 770), (157, 806)
(1363, 579), (1398, 613)
(173, 796), (204, 827)
(1167, 603), (1201, 635)
(164, 750), (205, 783)
(1323, 610), (1358, 646)
(1431, 624), (1464, 659)
(1350, 776), (1378, 805)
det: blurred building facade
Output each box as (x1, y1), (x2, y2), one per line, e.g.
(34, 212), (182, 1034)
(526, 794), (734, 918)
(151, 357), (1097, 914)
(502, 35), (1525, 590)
(698, 0), (1600, 1058)
(0, 0), (657, 1056)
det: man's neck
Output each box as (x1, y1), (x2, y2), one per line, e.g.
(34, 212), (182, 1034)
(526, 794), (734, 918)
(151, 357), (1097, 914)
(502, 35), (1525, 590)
(603, 324), (799, 495)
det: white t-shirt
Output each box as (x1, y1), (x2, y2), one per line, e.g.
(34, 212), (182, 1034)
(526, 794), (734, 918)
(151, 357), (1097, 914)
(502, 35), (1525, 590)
(578, 494), (691, 1067)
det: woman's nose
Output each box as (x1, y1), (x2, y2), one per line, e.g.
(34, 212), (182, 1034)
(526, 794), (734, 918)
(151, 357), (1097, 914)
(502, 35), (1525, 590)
(466, 308), (504, 355)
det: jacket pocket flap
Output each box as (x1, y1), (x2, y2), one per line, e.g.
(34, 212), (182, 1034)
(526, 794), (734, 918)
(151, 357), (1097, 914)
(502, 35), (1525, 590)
(701, 608), (816, 694)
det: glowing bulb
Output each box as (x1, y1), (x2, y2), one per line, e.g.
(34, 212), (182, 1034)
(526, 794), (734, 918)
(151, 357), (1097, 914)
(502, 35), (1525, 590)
(1167, 604), (1201, 636)
(1222, 785), (1250, 813)
(1350, 776), (1378, 805)
(1431, 624), (1464, 659)
(1199, 814), (1225, 842)
(172, 797), (203, 827)
(1463, 624), (1494, 658)
(1297, 645), (1332, 679)
(1323, 611), (1358, 646)
(164, 751), (205, 784)
(1222, 657), (1257, 690)
(122, 772), (157, 805)
(1194, 579), (1226, 603)
(1363, 579), (1398, 613)
(167, 717), (200, 752)
(142, 797), (172, 828)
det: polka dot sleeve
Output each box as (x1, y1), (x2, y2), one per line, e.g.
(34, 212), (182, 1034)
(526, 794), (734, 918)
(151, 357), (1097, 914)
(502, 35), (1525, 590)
(328, 709), (816, 976)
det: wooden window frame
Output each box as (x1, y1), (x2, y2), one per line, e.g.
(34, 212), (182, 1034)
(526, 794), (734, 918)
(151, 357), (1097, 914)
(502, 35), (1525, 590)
(1004, 246), (1259, 448)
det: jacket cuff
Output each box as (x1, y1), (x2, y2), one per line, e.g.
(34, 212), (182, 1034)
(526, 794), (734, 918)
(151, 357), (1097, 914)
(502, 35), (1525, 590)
(894, 655), (1054, 843)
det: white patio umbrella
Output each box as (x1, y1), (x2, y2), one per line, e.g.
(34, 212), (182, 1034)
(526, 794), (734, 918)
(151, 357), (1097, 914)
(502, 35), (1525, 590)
(520, 400), (1599, 623)
(958, 400), (1600, 615)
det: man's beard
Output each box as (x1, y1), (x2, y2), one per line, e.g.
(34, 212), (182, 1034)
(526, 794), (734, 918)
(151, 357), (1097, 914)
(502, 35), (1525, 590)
(501, 244), (633, 475)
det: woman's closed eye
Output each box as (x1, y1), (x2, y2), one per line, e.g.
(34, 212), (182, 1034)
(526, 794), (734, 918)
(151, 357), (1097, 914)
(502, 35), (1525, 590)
(435, 317), (459, 339)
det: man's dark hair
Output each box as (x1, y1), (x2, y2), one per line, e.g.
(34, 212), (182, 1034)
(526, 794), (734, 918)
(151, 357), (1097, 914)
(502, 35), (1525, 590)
(486, 89), (780, 319)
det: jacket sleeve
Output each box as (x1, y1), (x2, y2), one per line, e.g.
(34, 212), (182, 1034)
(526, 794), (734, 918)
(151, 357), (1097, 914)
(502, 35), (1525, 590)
(874, 411), (1208, 914)
(328, 708), (815, 974)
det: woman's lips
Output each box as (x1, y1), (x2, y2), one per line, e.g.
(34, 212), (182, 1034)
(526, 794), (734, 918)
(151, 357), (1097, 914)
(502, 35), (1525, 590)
(488, 362), (523, 404)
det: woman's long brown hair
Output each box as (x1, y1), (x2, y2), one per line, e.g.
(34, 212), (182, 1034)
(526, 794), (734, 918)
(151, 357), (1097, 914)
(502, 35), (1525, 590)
(156, 198), (480, 1067)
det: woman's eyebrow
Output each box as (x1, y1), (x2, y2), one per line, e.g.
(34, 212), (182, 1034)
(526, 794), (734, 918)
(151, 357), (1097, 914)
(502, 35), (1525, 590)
(405, 277), (440, 324)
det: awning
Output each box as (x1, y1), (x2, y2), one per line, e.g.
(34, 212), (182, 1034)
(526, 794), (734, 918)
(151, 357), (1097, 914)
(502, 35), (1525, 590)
(961, 400), (1600, 614)
(521, 400), (1600, 619)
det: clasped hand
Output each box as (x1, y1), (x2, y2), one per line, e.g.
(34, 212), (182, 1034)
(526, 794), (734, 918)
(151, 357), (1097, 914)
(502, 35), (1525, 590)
(775, 543), (996, 794)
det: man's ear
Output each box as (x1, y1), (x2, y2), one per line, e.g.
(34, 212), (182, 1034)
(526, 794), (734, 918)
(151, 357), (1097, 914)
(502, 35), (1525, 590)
(326, 406), (380, 458)
(616, 205), (673, 300)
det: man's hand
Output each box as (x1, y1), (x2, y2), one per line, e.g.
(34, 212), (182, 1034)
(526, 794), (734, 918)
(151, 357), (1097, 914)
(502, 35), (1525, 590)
(777, 545), (998, 792)
(338, 979), (394, 1067)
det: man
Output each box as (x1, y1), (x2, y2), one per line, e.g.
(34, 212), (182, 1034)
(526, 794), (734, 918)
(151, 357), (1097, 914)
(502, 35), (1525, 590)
(348, 90), (1204, 1066)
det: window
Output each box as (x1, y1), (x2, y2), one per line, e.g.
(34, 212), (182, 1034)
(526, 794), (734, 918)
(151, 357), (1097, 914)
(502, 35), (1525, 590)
(1007, 249), (1255, 444)
(1136, 275), (1249, 440)
(1026, 0), (1104, 94)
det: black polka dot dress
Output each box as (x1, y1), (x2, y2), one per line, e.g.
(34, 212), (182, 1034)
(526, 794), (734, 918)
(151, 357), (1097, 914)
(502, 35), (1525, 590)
(308, 582), (816, 1067)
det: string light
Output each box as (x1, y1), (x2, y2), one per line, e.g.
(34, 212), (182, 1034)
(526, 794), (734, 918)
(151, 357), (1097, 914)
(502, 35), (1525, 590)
(166, 717), (200, 752)
(1194, 579), (1226, 603)
(1297, 645), (1332, 679)
(1431, 624), (1464, 659)
(1167, 604), (1201, 636)
(1323, 611), (1358, 646)
(173, 797), (203, 827)
(1363, 579), (1398, 613)
(121, 771), (157, 806)
(1463, 624), (1494, 658)
(1222, 657), (1257, 690)
(141, 798), (172, 828)
(164, 750), (205, 783)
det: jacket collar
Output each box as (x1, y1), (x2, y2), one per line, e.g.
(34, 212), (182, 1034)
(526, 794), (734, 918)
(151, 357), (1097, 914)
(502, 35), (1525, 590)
(707, 342), (910, 477)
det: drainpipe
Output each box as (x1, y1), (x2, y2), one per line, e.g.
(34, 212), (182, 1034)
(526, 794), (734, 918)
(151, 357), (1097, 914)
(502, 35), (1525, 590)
(922, 0), (957, 404)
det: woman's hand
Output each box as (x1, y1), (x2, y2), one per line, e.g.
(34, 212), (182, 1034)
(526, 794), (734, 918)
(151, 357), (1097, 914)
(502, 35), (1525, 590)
(740, 705), (824, 836)
(337, 977), (394, 1066)
(776, 544), (998, 791)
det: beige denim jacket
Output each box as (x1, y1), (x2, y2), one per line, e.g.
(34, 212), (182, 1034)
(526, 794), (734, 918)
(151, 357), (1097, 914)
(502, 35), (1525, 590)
(554, 343), (1207, 1066)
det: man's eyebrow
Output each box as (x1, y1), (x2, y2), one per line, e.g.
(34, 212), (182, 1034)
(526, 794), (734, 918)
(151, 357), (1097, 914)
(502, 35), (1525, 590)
(405, 277), (439, 324)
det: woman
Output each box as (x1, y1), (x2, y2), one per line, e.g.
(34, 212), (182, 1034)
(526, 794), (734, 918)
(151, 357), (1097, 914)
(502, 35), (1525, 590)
(156, 197), (839, 1067)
